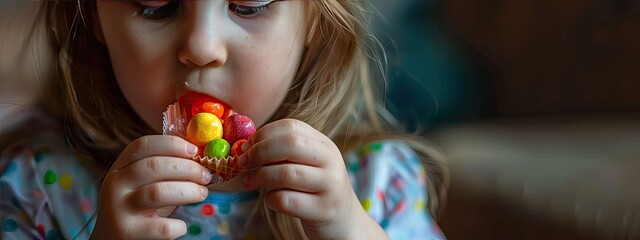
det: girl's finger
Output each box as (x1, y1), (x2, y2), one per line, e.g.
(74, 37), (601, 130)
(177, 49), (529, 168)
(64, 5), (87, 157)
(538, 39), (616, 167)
(126, 181), (208, 211)
(248, 119), (312, 146)
(242, 164), (329, 192)
(240, 132), (336, 169)
(127, 217), (187, 240)
(118, 157), (213, 187)
(115, 135), (198, 169)
(264, 190), (330, 222)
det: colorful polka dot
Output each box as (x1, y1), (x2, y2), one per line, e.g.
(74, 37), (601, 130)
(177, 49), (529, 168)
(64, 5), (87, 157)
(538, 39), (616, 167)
(377, 190), (386, 201)
(201, 204), (215, 217)
(35, 152), (47, 163)
(44, 170), (57, 184)
(358, 147), (370, 157)
(217, 222), (229, 235)
(361, 156), (370, 169)
(45, 229), (61, 240)
(52, 217), (60, 229)
(32, 190), (43, 198)
(81, 199), (92, 213)
(348, 161), (360, 173)
(2, 219), (17, 232)
(362, 198), (372, 211)
(216, 203), (231, 214)
(393, 200), (406, 214)
(188, 224), (201, 235)
(59, 174), (73, 190)
(380, 218), (390, 228)
(392, 175), (404, 189)
(369, 143), (382, 152)
(19, 211), (29, 223)
(414, 200), (425, 211)
(37, 224), (45, 236)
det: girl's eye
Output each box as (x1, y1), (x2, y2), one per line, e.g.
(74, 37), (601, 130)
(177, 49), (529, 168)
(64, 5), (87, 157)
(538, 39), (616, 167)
(228, 1), (275, 17)
(138, 0), (180, 20)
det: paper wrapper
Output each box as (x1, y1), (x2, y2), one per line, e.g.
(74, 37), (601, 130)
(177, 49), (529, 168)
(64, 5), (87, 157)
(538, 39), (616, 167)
(163, 101), (242, 184)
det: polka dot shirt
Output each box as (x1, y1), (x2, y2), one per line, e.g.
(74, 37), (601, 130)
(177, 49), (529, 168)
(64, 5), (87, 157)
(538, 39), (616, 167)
(0, 113), (444, 239)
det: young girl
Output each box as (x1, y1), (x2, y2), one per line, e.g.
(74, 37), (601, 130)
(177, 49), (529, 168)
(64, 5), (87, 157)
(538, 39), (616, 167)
(1, 1), (448, 239)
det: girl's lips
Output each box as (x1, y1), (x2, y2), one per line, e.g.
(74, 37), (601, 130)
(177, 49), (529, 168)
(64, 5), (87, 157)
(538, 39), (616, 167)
(178, 90), (233, 121)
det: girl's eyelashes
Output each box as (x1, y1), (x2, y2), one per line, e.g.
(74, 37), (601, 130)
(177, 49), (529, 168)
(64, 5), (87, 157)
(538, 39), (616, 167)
(228, 1), (277, 18)
(136, 0), (277, 20)
(137, 0), (180, 20)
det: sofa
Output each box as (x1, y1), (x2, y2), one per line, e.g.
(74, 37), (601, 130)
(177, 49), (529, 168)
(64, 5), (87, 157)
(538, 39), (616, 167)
(427, 1), (640, 239)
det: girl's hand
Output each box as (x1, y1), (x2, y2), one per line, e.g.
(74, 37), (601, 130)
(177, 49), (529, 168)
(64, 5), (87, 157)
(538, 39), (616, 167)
(238, 119), (388, 240)
(91, 136), (212, 240)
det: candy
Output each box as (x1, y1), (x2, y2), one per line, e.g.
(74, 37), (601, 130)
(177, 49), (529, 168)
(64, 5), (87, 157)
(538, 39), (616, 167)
(204, 139), (231, 159)
(186, 112), (223, 146)
(179, 91), (231, 122)
(223, 114), (256, 145)
(231, 139), (248, 156)
(202, 102), (225, 120)
(163, 91), (258, 183)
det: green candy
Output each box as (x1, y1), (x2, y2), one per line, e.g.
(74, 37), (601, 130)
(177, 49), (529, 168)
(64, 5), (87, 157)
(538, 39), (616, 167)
(204, 139), (230, 159)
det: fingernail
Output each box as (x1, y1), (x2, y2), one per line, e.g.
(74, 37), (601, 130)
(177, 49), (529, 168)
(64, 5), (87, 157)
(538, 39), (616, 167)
(201, 186), (209, 199)
(241, 140), (251, 152)
(187, 144), (198, 156)
(202, 171), (213, 184)
(238, 154), (247, 168)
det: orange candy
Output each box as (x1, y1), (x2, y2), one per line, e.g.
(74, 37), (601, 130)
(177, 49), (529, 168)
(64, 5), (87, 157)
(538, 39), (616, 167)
(202, 102), (225, 121)
(231, 139), (248, 156)
(180, 91), (231, 123)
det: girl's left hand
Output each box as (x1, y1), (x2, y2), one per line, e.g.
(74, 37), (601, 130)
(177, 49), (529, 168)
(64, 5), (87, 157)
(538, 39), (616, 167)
(238, 119), (387, 240)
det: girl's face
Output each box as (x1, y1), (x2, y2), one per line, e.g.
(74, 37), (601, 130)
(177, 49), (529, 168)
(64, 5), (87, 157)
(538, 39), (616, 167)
(96, 0), (306, 132)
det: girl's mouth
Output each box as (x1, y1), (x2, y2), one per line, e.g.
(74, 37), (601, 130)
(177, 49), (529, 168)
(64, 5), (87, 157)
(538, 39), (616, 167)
(178, 90), (233, 122)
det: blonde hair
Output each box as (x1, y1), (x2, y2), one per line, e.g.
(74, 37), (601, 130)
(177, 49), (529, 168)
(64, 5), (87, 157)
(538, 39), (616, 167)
(37, 1), (449, 239)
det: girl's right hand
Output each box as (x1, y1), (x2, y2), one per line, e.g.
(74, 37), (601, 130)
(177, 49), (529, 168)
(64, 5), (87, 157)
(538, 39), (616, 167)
(90, 135), (213, 240)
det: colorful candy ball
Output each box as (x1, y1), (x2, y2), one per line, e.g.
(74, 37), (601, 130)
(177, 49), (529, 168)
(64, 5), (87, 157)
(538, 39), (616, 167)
(202, 102), (225, 120)
(186, 112), (223, 146)
(223, 114), (256, 145)
(204, 139), (231, 159)
(231, 139), (248, 156)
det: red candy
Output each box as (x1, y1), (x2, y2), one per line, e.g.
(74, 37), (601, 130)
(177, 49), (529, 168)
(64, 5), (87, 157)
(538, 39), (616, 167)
(223, 114), (256, 145)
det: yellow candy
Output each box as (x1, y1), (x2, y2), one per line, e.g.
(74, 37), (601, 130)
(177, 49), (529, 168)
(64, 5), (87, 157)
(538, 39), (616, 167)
(186, 112), (223, 146)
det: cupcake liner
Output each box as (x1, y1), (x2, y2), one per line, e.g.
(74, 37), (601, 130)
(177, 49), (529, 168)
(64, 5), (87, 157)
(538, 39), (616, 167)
(163, 102), (244, 184)
(194, 155), (242, 183)
(162, 101), (187, 139)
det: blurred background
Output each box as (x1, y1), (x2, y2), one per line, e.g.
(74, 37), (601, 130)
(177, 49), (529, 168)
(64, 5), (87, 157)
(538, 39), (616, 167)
(3, 0), (640, 239)
(372, 0), (640, 239)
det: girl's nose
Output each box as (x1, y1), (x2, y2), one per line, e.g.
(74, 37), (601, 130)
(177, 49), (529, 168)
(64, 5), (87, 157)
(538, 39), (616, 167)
(178, 5), (228, 68)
